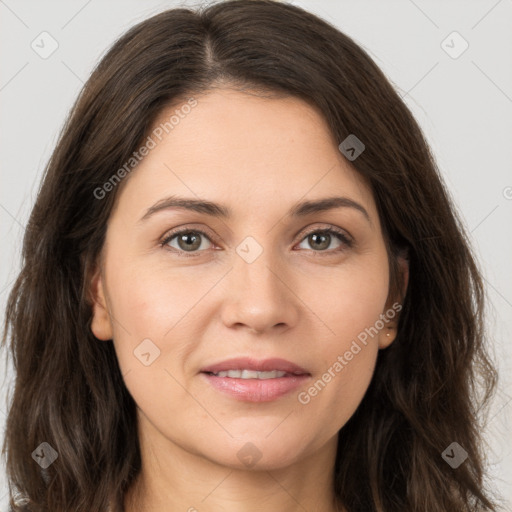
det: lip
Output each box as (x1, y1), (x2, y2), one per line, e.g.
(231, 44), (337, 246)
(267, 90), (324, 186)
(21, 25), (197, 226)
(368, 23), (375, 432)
(200, 357), (311, 402)
(200, 357), (310, 375)
(200, 373), (310, 402)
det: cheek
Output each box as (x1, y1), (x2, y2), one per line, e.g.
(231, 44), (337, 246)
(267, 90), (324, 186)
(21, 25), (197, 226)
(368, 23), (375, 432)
(106, 258), (216, 391)
(297, 328), (379, 437)
(107, 273), (194, 414)
(107, 244), (192, 331)
(330, 344), (378, 427)
(296, 260), (387, 427)
(312, 258), (390, 346)
(105, 258), (180, 367)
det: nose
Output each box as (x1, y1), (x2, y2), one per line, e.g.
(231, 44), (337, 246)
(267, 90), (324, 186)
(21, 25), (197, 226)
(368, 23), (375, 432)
(219, 247), (301, 335)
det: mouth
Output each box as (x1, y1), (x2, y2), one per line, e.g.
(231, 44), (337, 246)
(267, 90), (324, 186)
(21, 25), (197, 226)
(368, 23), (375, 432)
(200, 357), (311, 402)
(202, 369), (303, 379)
(200, 356), (310, 375)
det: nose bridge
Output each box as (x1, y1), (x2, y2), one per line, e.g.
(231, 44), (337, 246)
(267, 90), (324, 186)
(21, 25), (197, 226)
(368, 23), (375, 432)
(234, 234), (284, 300)
(220, 233), (299, 332)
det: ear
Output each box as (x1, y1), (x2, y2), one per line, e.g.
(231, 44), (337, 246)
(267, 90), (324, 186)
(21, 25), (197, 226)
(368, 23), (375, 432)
(88, 263), (113, 341)
(378, 249), (409, 349)
(397, 247), (409, 299)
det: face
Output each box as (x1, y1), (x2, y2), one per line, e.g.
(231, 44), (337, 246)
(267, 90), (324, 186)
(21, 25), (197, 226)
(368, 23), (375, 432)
(90, 88), (407, 472)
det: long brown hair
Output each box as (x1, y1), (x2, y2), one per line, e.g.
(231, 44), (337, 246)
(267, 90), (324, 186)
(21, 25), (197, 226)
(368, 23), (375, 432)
(1, 1), (499, 510)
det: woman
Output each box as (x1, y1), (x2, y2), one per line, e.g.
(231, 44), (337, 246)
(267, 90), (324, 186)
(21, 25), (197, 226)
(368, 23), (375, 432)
(1, 1), (499, 510)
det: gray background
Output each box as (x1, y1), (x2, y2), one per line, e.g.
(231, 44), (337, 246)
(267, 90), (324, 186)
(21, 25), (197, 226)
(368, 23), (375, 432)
(1, 0), (511, 509)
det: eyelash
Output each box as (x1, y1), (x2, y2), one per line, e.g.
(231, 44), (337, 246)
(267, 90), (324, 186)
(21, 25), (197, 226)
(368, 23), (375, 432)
(159, 225), (353, 258)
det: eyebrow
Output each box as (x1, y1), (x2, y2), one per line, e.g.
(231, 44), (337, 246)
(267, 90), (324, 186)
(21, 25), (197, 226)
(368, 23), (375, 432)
(138, 195), (371, 224)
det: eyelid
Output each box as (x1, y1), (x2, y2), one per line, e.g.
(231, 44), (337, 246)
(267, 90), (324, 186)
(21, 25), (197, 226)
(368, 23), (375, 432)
(160, 223), (220, 245)
(298, 223), (353, 243)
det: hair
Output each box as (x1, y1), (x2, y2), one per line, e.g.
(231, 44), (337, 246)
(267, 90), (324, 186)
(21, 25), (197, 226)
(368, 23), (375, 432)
(0, 0), (500, 510)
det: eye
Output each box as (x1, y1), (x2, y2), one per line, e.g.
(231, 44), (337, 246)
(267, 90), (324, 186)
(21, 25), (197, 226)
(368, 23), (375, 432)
(161, 228), (214, 255)
(160, 225), (353, 257)
(296, 227), (353, 253)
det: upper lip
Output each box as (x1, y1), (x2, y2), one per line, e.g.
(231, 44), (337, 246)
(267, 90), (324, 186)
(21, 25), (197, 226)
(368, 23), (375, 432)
(200, 357), (310, 375)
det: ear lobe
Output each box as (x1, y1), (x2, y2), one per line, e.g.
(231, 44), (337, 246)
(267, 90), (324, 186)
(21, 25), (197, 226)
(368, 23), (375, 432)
(89, 264), (113, 341)
(378, 323), (398, 349)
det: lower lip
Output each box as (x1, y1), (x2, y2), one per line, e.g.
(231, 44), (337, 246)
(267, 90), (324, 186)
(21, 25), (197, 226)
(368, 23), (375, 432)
(200, 372), (310, 402)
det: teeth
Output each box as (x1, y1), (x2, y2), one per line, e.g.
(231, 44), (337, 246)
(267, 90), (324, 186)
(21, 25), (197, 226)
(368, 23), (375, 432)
(213, 369), (288, 379)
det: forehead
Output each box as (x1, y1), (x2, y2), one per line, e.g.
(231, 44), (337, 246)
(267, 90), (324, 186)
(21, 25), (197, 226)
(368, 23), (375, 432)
(115, 88), (377, 223)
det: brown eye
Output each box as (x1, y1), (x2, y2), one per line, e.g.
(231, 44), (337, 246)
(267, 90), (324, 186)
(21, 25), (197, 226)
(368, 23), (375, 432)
(297, 228), (352, 253)
(162, 230), (213, 253)
(307, 232), (331, 251)
(161, 225), (352, 257)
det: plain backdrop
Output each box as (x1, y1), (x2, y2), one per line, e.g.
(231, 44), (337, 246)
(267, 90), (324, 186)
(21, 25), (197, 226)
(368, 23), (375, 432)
(1, 0), (511, 509)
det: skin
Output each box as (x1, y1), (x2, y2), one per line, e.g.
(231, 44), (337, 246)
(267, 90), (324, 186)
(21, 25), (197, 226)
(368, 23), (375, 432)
(89, 88), (409, 512)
